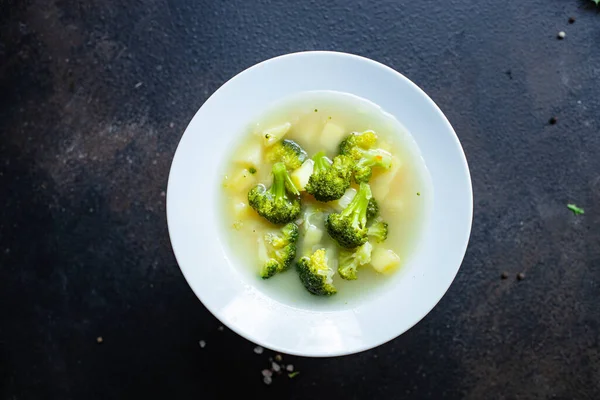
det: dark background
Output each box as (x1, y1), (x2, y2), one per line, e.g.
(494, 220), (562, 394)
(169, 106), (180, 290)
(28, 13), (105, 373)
(1, 0), (599, 399)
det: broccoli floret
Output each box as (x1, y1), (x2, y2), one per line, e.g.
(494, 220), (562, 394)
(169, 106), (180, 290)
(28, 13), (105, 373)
(338, 242), (373, 280)
(338, 130), (378, 154)
(339, 131), (392, 183)
(305, 151), (353, 202)
(367, 197), (379, 221)
(367, 217), (388, 243)
(326, 182), (372, 248)
(352, 149), (393, 183)
(296, 248), (337, 296)
(259, 222), (299, 279)
(265, 139), (308, 170)
(248, 162), (301, 224)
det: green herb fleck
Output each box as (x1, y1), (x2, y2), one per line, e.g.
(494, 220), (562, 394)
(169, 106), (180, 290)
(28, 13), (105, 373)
(288, 371), (300, 378)
(592, 0), (600, 5)
(567, 204), (584, 215)
(328, 116), (332, 120)
(265, 134), (270, 139)
(417, 192), (421, 196)
(249, 167), (257, 174)
(314, 109), (318, 112)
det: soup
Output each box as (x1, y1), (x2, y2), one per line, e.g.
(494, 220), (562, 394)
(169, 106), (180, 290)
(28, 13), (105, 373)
(219, 91), (432, 307)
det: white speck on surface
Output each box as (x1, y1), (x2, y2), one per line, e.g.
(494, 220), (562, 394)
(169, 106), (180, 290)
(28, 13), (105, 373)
(217, 326), (224, 331)
(199, 340), (206, 348)
(152, 160), (157, 165)
(169, 122), (175, 128)
(253, 346), (263, 354)
(135, 82), (143, 88)
(558, 31), (566, 39)
(96, 336), (103, 343)
(263, 376), (272, 385)
(271, 362), (281, 372)
(286, 364), (294, 372)
(261, 369), (272, 378)
(4, 248), (10, 254)
(89, 208), (94, 213)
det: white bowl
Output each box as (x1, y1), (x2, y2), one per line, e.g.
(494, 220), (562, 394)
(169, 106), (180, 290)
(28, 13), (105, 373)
(167, 51), (472, 357)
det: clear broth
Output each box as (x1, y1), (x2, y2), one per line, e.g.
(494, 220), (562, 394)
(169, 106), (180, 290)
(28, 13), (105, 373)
(219, 91), (432, 309)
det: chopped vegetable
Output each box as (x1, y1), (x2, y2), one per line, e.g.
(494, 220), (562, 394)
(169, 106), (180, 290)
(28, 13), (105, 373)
(370, 248), (400, 274)
(367, 217), (388, 243)
(266, 139), (308, 170)
(301, 206), (326, 255)
(288, 371), (300, 378)
(223, 168), (257, 193)
(370, 156), (401, 200)
(338, 241), (373, 280)
(248, 162), (301, 224)
(233, 200), (253, 219)
(334, 187), (357, 211)
(262, 122), (291, 147)
(567, 204), (584, 215)
(291, 159), (314, 191)
(297, 249), (337, 296)
(234, 140), (263, 168)
(258, 223), (299, 279)
(320, 121), (347, 153)
(367, 197), (379, 221)
(326, 183), (372, 248)
(340, 130), (394, 183)
(305, 151), (353, 202)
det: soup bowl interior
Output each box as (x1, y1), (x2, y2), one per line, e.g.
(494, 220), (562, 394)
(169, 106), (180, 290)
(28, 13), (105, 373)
(167, 51), (472, 357)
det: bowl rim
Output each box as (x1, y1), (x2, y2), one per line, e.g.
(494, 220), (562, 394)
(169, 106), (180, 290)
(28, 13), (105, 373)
(167, 50), (473, 357)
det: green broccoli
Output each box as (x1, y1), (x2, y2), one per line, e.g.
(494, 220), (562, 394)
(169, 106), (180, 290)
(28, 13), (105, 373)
(339, 131), (392, 183)
(367, 217), (388, 243)
(248, 162), (301, 224)
(265, 139), (308, 170)
(326, 182), (372, 248)
(296, 248), (337, 296)
(305, 151), (353, 202)
(338, 241), (373, 280)
(338, 130), (378, 154)
(367, 197), (379, 221)
(259, 222), (299, 279)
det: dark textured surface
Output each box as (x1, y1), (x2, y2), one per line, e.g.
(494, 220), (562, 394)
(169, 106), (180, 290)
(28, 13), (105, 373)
(1, 0), (600, 398)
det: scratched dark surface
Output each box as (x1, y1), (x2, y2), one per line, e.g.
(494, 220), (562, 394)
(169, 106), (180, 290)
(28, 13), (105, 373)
(1, 0), (600, 399)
